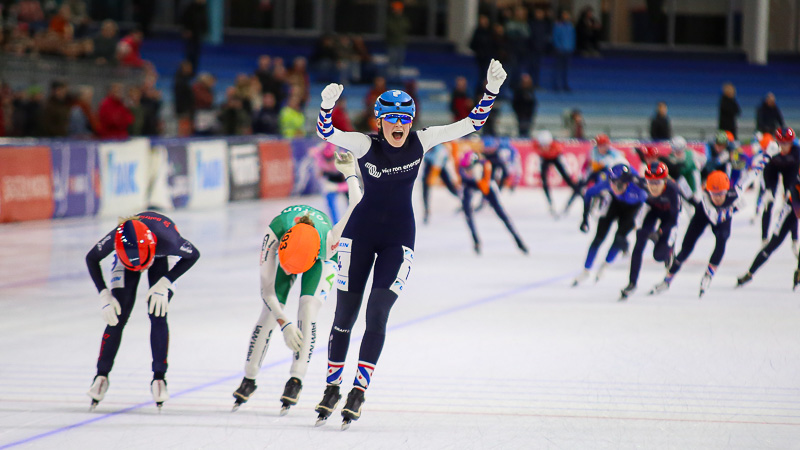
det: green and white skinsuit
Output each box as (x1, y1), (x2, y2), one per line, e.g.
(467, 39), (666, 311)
(243, 177), (362, 383)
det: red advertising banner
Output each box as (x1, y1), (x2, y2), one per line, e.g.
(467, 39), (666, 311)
(0, 146), (55, 222)
(259, 140), (294, 198)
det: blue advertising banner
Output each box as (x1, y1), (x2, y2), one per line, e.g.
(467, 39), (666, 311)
(291, 138), (322, 196)
(50, 141), (100, 218)
(160, 140), (190, 209)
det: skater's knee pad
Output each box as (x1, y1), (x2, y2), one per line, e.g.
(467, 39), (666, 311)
(332, 290), (363, 331)
(364, 289), (398, 335)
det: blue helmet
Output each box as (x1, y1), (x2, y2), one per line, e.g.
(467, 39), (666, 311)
(608, 163), (633, 183)
(374, 90), (416, 119)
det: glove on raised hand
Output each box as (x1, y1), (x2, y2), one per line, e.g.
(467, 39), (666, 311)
(320, 83), (344, 110)
(334, 151), (357, 178)
(485, 59), (507, 94)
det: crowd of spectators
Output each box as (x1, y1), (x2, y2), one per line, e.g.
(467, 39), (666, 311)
(470, 4), (603, 94)
(0, 72), (162, 139)
(0, 1), (152, 71)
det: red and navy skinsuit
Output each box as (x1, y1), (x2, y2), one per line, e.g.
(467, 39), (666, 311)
(628, 179), (681, 286)
(85, 211), (200, 380)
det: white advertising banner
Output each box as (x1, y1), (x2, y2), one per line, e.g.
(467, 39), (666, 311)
(187, 140), (229, 209)
(98, 138), (150, 217)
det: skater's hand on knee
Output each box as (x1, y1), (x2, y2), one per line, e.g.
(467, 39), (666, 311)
(334, 151), (357, 177)
(281, 322), (303, 352)
(99, 289), (121, 326)
(321, 83), (344, 110)
(147, 277), (172, 317)
(579, 219), (590, 233)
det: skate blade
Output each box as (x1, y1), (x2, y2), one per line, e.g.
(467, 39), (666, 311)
(341, 419), (351, 431)
(315, 416), (328, 427)
(89, 401), (99, 412)
(279, 406), (290, 416)
(156, 402), (163, 412)
(232, 402), (241, 412)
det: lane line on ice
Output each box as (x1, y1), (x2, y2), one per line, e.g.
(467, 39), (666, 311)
(0, 271), (574, 449)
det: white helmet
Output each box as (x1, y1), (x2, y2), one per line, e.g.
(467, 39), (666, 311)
(671, 136), (687, 151)
(536, 130), (553, 146)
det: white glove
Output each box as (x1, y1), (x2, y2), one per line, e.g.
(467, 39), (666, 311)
(320, 83), (344, 110)
(334, 151), (357, 178)
(762, 189), (774, 204)
(280, 321), (303, 352)
(147, 277), (172, 317)
(485, 59), (507, 94)
(99, 289), (121, 326)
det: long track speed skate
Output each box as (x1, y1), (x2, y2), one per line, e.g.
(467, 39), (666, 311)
(314, 385), (341, 427)
(232, 377), (257, 412)
(340, 388), (365, 431)
(279, 377), (302, 416)
(87, 375), (109, 411)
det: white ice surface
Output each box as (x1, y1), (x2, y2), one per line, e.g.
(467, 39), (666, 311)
(1, 187), (799, 450)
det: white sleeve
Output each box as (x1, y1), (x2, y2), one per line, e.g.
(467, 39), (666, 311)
(259, 227), (289, 324)
(327, 175), (363, 259)
(326, 129), (372, 158)
(417, 118), (476, 152)
(316, 107), (372, 158)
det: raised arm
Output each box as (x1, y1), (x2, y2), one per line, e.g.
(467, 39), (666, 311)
(327, 152), (363, 259)
(316, 83), (372, 158)
(418, 59), (508, 151)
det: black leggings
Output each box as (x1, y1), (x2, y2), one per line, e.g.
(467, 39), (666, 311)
(541, 157), (579, 205)
(670, 211), (731, 275)
(584, 199), (641, 269)
(629, 210), (673, 285)
(750, 203), (799, 275)
(462, 181), (525, 248)
(97, 257), (171, 378)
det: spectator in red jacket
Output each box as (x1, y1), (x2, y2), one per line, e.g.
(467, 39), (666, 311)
(117, 29), (146, 68)
(97, 83), (133, 139)
(449, 76), (473, 121)
(331, 96), (354, 132)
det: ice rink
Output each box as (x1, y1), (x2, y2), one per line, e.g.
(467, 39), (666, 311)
(1, 187), (799, 449)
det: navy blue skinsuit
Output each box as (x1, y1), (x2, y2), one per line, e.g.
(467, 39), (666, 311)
(628, 179), (681, 286)
(331, 134), (423, 375)
(85, 212), (200, 379)
(761, 143), (800, 241)
(669, 190), (738, 277)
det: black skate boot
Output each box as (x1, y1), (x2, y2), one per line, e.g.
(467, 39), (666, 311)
(314, 384), (341, 427)
(620, 283), (636, 300)
(794, 270), (800, 291)
(232, 377), (257, 411)
(279, 377), (302, 416)
(341, 388), (365, 430)
(736, 272), (752, 288)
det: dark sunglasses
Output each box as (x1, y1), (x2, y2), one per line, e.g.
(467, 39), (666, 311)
(382, 114), (413, 124)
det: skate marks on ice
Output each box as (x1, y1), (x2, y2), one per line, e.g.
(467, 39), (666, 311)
(0, 272), (574, 448)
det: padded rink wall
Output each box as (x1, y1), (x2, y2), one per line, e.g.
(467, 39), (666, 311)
(0, 136), (752, 223)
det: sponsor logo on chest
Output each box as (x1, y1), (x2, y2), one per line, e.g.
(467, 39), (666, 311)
(363, 158), (421, 179)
